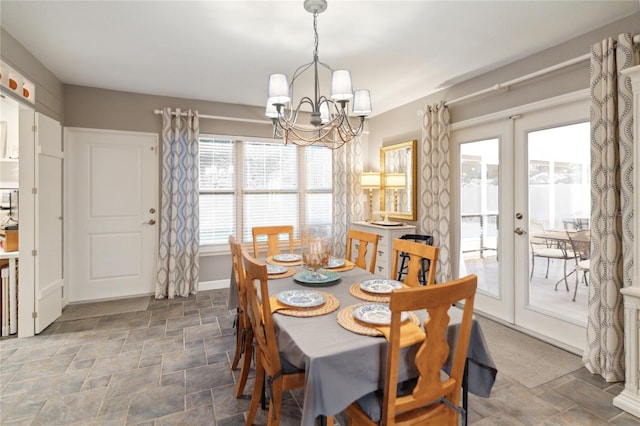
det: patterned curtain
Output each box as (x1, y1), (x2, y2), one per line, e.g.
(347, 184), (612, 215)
(332, 135), (365, 258)
(156, 108), (200, 299)
(585, 34), (639, 382)
(420, 102), (452, 283)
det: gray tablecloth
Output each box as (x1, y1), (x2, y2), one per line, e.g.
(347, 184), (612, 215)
(229, 265), (497, 425)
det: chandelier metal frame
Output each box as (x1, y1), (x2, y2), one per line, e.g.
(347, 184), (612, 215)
(266, 0), (372, 149)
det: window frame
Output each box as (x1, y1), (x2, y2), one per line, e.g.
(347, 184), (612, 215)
(198, 134), (333, 254)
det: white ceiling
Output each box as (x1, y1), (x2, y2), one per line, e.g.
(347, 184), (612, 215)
(1, 1), (638, 116)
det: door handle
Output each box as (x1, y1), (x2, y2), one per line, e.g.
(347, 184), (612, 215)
(514, 227), (526, 235)
(143, 219), (156, 225)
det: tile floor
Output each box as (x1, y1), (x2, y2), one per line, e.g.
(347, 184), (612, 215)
(1, 288), (639, 425)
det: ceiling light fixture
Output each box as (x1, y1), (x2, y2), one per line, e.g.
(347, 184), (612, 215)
(265, 0), (372, 149)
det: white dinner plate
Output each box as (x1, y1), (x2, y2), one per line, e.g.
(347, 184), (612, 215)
(272, 253), (302, 262)
(276, 290), (325, 308)
(352, 303), (409, 325)
(359, 279), (404, 294)
(267, 264), (288, 275)
(326, 258), (346, 268)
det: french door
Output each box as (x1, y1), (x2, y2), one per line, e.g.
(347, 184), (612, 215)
(452, 93), (590, 354)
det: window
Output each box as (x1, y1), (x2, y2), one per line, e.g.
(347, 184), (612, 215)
(198, 136), (333, 249)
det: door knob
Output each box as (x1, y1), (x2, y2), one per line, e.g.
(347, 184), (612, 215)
(514, 227), (526, 235)
(143, 219), (156, 225)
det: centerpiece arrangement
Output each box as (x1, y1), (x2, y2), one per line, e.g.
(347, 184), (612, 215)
(300, 226), (333, 281)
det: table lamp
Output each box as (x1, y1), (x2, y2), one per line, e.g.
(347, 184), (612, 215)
(384, 173), (406, 212)
(360, 172), (380, 222)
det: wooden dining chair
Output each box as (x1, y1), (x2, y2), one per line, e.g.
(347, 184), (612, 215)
(395, 234), (434, 285)
(242, 250), (334, 426)
(345, 274), (478, 426)
(390, 238), (439, 287)
(566, 230), (590, 302)
(346, 228), (380, 273)
(228, 236), (253, 398)
(252, 225), (294, 258)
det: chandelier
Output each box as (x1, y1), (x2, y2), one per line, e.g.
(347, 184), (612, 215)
(265, 0), (372, 149)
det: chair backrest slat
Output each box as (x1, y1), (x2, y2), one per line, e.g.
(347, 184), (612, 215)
(391, 238), (439, 287)
(346, 229), (380, 273)
(252, 225), (294, 258)
(382, 274), (477, 424)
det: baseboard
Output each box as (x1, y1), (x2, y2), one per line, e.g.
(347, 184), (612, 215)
(199, 279), (230, 291)
(613, 391), (640, 418)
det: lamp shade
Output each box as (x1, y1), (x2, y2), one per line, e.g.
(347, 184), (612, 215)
(385, 173), (406, 188)
(268, 74), (291, 104)
(265, 100), (279, 118)
(352, 90), (372, 115)
(360, 172), (381, 189)
(331, 70), (353, 101)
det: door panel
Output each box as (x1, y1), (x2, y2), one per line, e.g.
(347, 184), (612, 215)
(65, 128), (158, 302)
(35, 113), (63, 333)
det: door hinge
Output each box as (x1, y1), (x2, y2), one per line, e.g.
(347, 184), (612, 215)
(32, 125), (37, 133)
(32, 187), (38, 194)
(32, 249), (38, 256)
(32, 312), (38, 319)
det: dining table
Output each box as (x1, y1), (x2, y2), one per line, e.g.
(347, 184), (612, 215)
(229, 257), (498, 426)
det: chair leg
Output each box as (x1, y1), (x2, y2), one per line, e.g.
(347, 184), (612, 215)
(235, 327), (253, 398)
(231, 311), (242, 370)
(545, 258), (551, 278)
(267, 377), (283, 426)
(246, 352), (264, 426)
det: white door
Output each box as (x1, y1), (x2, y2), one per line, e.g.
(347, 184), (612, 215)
(452, 93), (589, 354)
(513, 98), (590, 352)
(35, 113), (63, 333)
(452, 119), (514, 323)
(65, 128), (158, 302)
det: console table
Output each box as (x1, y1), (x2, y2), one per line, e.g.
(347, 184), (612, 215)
(350, 221), (416, 278)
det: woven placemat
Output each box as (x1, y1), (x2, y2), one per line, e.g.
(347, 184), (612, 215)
(271, 291), (340, 317)
(349, 282), (391, 302)
(327, 260), (356, 272)
(337, 303), (420, 336)
(266, 255), (302, 267)
(267, 267), (296, 279)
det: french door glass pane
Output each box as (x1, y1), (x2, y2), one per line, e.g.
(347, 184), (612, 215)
(459, 138), (499, 297)
(527, 122), (589, 324)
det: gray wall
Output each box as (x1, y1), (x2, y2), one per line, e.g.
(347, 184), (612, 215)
(0, 28), (64, 121)
(365, 13), (640, 230)
(1, 13), (638, 283)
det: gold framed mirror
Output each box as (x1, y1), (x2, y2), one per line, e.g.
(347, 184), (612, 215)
(380, 139), (417, 221)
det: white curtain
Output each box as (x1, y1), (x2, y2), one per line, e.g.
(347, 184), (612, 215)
(156, 108), (200, 299)
(585, 33), (639, 381)
(420, 102), (452, 283)
(332, 135), (365, 258)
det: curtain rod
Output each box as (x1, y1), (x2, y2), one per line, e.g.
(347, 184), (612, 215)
(445, 34), (640, 107)
(153, 109), (271, 125)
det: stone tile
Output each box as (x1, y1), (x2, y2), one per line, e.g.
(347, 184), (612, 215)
(151, 305), (184, 321)
(126, 383), (185, 424)
(208, 351), (229, 365)
(161, 370), (185, 387)
(87, 350), (141, 377)
(121, 340), (145, 353)
(71, 358), (95, 371)
(9, 354), (76, 382)
(570, 367), (614, 390)
(186, 389), (213, 410)
(98, 395), (130, 417)
(211, 383), (252, 419)
(184, 323), (221, 342)
(166, 315), (201, 332)
(0, 392), (48, 423)
(539, 406), (617, 425)
(78, 410), (128, 425)
(82, 374), (111, 391)
(203, 334), (236, 356)
(55, 318), (101, 333)
(554, 377), (623, 421)
(162, 347), (207, 374)
(606, 382), (625, 396)
(534, 388), (576, 411)
(105, 364), (161, 400)
(139, 354), (163, 368)
(3, 341), (65, 364)
(75, 337), (125, 360)
(185, 362), (234, 394)
(127, 324), (165, 343)
(216, 412), (246, 426)
(31, 387), (105, 425)
(156, 404), (215, 426)
(141, 336), (184, 357)
(610, 412), (640, 425)
(186, 339), (204, 351)
(165, 328), (184, 338)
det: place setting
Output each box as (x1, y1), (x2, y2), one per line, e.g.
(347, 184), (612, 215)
(266, 253), (303, 266)
(269, 289), (340, 317)
(266, 263), (296, 279)
(337, 302), (423, 344)
(349, 278), (407, 302)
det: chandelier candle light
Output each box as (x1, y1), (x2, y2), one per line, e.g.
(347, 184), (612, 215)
(266, 0), (372, 149)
